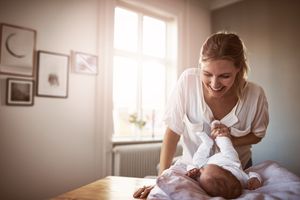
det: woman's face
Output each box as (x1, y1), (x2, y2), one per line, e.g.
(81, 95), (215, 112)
(200, 59), (240, 99)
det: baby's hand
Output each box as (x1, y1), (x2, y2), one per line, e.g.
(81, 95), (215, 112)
(247, 177), (262, 190)
(186, 168), (201, 180)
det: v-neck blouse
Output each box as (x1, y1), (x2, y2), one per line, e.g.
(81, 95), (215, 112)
(163, 68), (269, 168)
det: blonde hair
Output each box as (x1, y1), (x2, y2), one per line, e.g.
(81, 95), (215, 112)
(200, 32), (249, 98)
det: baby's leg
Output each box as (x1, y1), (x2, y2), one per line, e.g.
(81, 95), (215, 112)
(192, 132), (214, 167)
(215, 136), (240, 164)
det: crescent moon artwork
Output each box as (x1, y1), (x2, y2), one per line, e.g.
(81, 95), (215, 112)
(5, 33), (26, 58)
(0, 23), (36, 76)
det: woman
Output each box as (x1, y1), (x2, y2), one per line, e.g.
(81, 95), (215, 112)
(133, 32), (269, 199)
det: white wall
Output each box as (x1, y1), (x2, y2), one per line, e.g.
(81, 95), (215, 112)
(0, 0), (211, 199)
(0, 0), (99, 199)
(212, 0), (300, 176)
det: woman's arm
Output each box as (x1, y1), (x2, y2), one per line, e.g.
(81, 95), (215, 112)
(158, 127), (180, 175)
(231, 132), (262, 147)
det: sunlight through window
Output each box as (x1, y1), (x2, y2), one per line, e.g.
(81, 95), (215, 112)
(113, 5), (177, 141)
(114, 7), (138, 52)
(143, 16), (166, 58)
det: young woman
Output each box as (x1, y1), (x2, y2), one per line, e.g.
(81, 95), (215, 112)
(133, 32), (269, 199)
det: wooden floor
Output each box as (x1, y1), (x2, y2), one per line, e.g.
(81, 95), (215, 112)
(52, 176), (156, 200)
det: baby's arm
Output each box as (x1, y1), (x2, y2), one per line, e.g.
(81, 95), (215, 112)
(246, 172), (263, 190)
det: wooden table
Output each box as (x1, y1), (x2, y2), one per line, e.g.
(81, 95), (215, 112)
(52, 176), (156, 200)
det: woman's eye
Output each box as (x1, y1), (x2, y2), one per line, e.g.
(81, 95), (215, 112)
(220, 75), (230, 79)
(203, 73), (212, 77)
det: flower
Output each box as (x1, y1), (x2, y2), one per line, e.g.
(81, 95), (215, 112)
(129, 113), (146, 129)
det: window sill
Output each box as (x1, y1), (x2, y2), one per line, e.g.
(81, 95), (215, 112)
(112, 137), (163, 146)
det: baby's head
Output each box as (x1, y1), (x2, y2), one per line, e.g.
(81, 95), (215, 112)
(198, 164), (242, 199)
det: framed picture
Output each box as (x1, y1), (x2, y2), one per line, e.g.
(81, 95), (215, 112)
(36, 50), (69, 98)
(0, 23), (37, 77)
(6, 78), (34, 106)
(71, 51), (98, 75)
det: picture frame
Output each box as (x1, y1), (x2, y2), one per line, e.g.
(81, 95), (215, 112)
(71, 51), (98, 75)
(6, 78), (34, 106)
(0, 23), (37, 77)
(36, 50), (69, 98)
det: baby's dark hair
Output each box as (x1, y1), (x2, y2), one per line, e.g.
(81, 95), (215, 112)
(206, 180), (242, 199)
(200, 169), (242, 199)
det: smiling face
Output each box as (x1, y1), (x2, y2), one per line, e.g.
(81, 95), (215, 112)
(200, 59), (240, 99)
(200, 32), (249, 98)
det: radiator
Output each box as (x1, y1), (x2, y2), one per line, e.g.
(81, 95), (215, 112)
(113, 143), (182, 178)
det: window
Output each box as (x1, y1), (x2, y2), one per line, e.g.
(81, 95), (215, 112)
(113, 5), (177, 140)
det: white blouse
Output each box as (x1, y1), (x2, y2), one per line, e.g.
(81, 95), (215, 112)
(163, 68), (269, 168)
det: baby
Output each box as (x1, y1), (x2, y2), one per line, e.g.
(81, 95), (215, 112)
(186, 121), (262, 199)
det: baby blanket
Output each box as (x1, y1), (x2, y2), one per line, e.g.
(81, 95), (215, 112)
(148, 160), (300, 200)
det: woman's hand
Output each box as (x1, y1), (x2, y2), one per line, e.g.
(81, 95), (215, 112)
(211, 123), (231, 139)
(133, 185), (154, 199)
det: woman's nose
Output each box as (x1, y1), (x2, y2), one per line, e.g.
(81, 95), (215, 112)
(210, 76), (220, 88)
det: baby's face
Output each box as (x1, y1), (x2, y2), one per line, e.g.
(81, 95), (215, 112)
(199, 164), (242, 198)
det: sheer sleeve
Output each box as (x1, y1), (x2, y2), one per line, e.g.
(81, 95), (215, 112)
(163, 70), (189, 135)
(251, 86), (269, 138)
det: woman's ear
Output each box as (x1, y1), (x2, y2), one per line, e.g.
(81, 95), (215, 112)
(235, 65), (241, 73)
